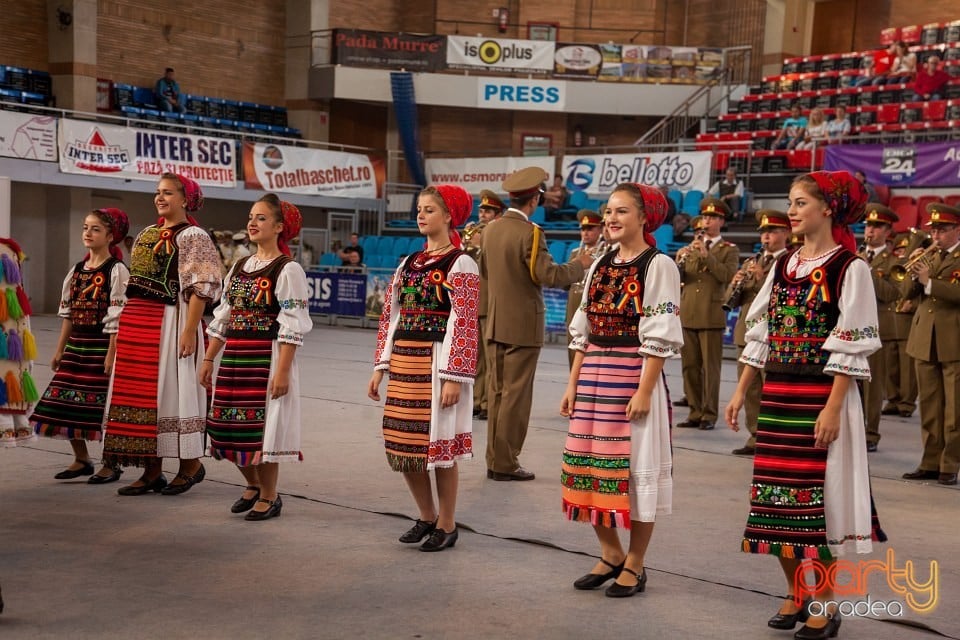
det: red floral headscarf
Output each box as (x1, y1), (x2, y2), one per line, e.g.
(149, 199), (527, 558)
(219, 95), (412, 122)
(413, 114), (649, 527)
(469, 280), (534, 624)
(805, 170), (868, 253)
(432, 185), (474, 248)
(156, 174), (203, 226)
(616, 183), (668, 248)
(96, 208), (130, 260)
(278, 200), (303, 257)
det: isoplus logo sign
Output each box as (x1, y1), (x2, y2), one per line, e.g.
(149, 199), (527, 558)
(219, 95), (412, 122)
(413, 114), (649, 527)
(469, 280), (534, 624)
(794, 549), (939, 617)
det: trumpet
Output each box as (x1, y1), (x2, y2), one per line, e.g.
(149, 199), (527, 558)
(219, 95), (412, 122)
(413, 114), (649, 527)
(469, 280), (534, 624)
(723, 246), (765, 311)
(891, 244), (940, 282)
(463, 221), (486, 242)
(676, 230), (704, 266)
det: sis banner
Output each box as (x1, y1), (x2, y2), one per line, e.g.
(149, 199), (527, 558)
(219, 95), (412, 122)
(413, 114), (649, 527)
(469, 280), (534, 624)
(561, 151), (712, 194)
(824, 141), (960, 187)
(0, 111), (57, 161)
(243, 142), (383, 198)
(58, 118), (236, 187)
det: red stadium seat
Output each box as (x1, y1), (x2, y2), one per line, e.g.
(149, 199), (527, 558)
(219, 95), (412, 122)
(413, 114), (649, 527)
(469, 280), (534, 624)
(922, 101), (947, 122)
(890, 195), (918, 232)
(944, 194), (960, 208)
(877, 103), (901, 124)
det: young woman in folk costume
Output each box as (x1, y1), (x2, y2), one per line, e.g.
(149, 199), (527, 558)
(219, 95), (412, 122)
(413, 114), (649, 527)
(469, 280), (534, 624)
(30, 208), (130, 483)
(199, 195), (312, 520)
(725, 171), (887, 640)
(559, 183), (682, 598)
(368, 185), (480, 552)
(103, 173), (222, 496)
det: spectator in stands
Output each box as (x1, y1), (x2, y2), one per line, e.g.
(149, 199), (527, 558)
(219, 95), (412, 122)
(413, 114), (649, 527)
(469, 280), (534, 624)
(155, 67), (186, 114)
(772, 104), (806, 150)
(230, 231), (251, 267)
(825, 105), (851, 143)
(869, 42), (897, 85)
(796, 107), (828, 150)
(339, 232), (363, 265)
(887, 41), (917, 85)
(543, 175), (568, 218)
(341, 248), (365, 273)
(854, 55), (876, 87)
(708, 168), (745, 219)
(855, 170), (879, 203)
(912, 55), (950, 101)
(659, 185), (678, 223)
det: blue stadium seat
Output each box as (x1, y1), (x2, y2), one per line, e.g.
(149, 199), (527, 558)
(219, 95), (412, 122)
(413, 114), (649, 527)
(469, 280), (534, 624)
(319, 252), (340, 267)
(0, 87), (20, 103)
(530, 206), (546, 225)
(652, 224), (673, 248)
(360, 236), (378, 256)
(133, 86), (155, 108)
(667, 189), (683, 213)
(568, 190), (589, 210)
(548, 240), (568, 264)
(681, 190), (705, 215)
(374, 236), (396, 256)
(120, 105), (143, 118)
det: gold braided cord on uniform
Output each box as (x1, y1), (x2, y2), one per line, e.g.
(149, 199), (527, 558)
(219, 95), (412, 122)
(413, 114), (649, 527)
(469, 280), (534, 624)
(529, 225), (541, 285)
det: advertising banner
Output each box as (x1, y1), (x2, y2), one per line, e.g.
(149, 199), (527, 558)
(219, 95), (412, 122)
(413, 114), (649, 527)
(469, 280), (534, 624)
(243, 142), (382, 198)
(561, 151), (713, 194)
(332, 29), (445, 72)
(596, 44), (722, 84)
(543, 288), (569, 335)
(824, 141), (960, 187)
(553, 43), (602, 79)
(425, 156), (557, 193)
(58, 118), (236, 186)
(477, 78), (565, 111)
(447, 36), (554, 73)
(304, 271), (367, 316)
(0, 111), (57, 161)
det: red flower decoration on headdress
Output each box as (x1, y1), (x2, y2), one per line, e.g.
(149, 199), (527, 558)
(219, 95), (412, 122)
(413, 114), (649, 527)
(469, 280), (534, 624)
(278, 201), (303, 257)
(96, 207), (130, 248)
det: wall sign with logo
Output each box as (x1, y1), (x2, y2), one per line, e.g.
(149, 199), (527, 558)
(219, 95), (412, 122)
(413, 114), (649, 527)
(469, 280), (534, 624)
(477, 78), (564, 111)
(824, 141), (960, 187)
(332, 29), (446, 72)
(561, 151), (713, 194)
(242, 142), (382, 198)
(447, 36), (554, 73)
(553, 43), (602, 79)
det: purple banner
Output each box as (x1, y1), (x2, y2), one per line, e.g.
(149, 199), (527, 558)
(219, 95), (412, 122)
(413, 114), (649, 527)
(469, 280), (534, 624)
(824, 141), (960, 187)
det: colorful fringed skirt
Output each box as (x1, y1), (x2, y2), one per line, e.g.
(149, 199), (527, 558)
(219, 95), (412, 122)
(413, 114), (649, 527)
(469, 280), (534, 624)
(31, 329), (111, 441)
(207, 336), (303, 465)
(561, 345), (673, 528)
(382, 339), (473, 472)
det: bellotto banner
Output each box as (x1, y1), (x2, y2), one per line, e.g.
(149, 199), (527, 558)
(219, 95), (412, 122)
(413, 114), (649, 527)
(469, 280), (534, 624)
(561, 151), (712, 194)
(243, 142), (383, 198)
(446, 36), (554, 73)
(824, 141), (960, 187)
(58, 118), (236, 186)
(332, 29), (445, 72)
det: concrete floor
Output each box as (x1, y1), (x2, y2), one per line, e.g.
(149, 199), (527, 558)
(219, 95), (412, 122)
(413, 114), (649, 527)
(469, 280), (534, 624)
(1, 316), (957, 640)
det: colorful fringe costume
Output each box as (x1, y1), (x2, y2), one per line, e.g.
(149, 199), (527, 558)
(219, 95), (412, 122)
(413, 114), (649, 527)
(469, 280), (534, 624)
(0, 238), (39, 446)
(31, 258), (128, 441)
(206, 255), (312, 465)
(562, 250), (681, 527)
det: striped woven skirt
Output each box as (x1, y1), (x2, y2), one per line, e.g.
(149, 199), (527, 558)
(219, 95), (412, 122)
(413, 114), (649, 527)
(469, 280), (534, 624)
(102, 298), (164, 467)
(382, 340), (433, 472)
(744, 373), (835, 559)
(562, 345), (673, 529)
(207, 337), (272, 466)
(31, 330), (111, 441)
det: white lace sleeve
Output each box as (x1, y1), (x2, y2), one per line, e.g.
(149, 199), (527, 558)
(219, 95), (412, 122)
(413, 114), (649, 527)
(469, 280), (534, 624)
(102, 261), (129, 334)
(823, 259), (881, 379)
(637, 254), (682, 358)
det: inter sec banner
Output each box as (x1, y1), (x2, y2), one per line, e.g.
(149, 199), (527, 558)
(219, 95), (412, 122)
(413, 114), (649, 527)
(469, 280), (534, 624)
(824, 141), (960, 187)
(58, 118), (236, 186)
(0, 110), (57, 161)
(425, 156), (556, 193)
(560, 151), (712, 194)
(446, 36), (554, 73)
(243, 142), (381, 198)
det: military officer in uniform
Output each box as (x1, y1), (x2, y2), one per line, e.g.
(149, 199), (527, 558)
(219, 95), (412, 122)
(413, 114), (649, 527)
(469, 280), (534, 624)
(564, 209), (604, 368)
(884, 232), (919, 417)
(675, 197), (739, 431)
(482, 167), (592, 480)
(859, 203), (900, 452)
(725, 209), (790, 455)
(901, 203), (960, 486)
(469, 190), (506, 421)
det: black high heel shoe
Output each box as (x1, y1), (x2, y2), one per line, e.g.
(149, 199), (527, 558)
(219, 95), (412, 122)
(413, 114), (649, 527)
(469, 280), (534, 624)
(573, 558), (624, 590)
(768, 598), (811, 630)
(160, 463), (206, 495)
(419, 527), (458, 551)
(117, 474), (167, 496)
(399, 519), (437, 543)
(245, 496), (282, 521)
(794, 612), (841, 640)
(54, 460), (95, 480)
(231, 486), (261, 513)
(604, 567), (647, 598)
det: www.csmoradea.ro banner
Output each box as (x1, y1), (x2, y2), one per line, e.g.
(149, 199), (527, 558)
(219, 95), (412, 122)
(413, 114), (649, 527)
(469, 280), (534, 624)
(243, 142), (383, 198)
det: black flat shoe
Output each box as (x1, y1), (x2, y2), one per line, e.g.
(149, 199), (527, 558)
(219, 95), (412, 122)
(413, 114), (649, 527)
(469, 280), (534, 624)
(420, 527), (458, 551)
(160, 463), (206, 496)
(794, 613), (841, 640)
(768, 599), (811, 629)
(54, 460), (95, 479)
(87, 466), (123, 485)
(231, 486), (261, 513)
(604, 567), (646, 598)
(245, 496), (282, 521)
(573, 558), (624, 590)
(675, 419), (700, 429)
(117, 474), (167, 496)
(399, 518), (437, 543)
(672, 396), (689, 407)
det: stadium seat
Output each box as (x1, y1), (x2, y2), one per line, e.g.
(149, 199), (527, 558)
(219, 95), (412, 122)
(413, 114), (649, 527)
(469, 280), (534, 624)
(667, 189), (683, 214)
(681, 190), (704, 215)
(889, 195), (918, 232)
(568, 190), (590, 210)
(530, 206), (546, 225)
(944, 194), (960, 208)
(319, 252), (340, 267)
(916, 195), (944, 227)
(548, 240), (568, 264)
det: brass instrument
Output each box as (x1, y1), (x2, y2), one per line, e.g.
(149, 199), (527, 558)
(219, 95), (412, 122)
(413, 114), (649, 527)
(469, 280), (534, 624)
(462, 221), (486, 260)
(580, 238), (610, 260)
(463, 221), (486, 242)
(676, 230), (704, 266)
(891, 244), (940, 282)
(723, 246), (765, 311)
